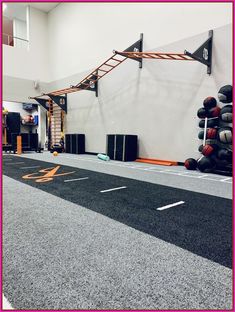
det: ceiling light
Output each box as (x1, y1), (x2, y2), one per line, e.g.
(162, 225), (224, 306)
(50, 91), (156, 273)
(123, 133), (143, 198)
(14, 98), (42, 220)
(3, 3), (7, 11)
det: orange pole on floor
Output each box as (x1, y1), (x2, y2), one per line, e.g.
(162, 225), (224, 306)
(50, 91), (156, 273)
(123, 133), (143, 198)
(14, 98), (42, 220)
(3, 128), (7, 145)
(17, 135), (22, 155)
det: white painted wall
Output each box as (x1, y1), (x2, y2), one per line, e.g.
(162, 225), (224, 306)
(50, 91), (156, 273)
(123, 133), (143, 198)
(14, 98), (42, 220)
(48, 2), (232, 81)
(3, 6), (49, 82)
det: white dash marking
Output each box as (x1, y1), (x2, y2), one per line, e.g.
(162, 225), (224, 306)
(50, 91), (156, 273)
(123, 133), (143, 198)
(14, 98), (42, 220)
(220, 177), (232, 182)
(197, 174), (209, 178)
(64, 177), (89, 182)
(100, 186), (127, 193)
(20, 166), (41, 169)
(7, 162), (25, 165)
(157, 201), (185, 211)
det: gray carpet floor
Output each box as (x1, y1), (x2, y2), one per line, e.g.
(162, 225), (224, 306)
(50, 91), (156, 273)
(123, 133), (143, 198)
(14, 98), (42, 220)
(3, 173), (232, 310)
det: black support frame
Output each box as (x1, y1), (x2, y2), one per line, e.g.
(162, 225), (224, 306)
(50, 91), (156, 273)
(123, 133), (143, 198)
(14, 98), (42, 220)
(47, 94), (67, 113)
(184, 30), (213, 75)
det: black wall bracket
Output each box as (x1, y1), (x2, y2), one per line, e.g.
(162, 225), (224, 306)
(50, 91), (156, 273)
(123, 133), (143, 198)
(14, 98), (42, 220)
(33, 98), (49, 111)
(184, 30), (213, 75)
(47, 94), (67, 113)
(124, 33), (143, 68)
(71, 72), (98, 97)
(114, 33), (144, 68)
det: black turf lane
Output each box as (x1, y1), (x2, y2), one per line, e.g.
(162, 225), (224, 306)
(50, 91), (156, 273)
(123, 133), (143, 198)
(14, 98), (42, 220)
(3, 156), (232, 268)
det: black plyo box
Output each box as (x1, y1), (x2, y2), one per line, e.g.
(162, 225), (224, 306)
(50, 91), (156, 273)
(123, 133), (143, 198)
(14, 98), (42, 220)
(65, 134), (85, 154)
(6, 112), (21, 144)
(107, 134), (138, 161)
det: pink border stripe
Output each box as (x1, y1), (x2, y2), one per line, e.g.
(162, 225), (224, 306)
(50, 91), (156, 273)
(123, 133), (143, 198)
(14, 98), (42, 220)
(0, 1), (234, 312)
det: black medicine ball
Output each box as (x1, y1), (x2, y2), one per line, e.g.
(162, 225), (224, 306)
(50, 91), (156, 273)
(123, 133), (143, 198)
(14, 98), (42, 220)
(217, 148), (232, 161)
(198, 131), (204, 140)
(218, 85), (233, 103)
(198, 144), (203, 152)
(203, 97), (217, 109)
(220, 105), (233, 122)
(199, 118), (219, 128)
(197, 107), (208, 119)
(197, 156), (215, 172)
(184, 158), (198, 170)
(218, 127), (232, 144)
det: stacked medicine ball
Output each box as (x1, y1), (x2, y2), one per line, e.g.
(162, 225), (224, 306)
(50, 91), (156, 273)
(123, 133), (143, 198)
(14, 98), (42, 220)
(185, 85), (233, 173)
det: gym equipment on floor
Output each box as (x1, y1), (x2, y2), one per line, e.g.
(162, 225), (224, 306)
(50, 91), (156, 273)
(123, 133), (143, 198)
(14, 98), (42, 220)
(217, 127), (232, 144)
(218, 85), (233, 103)
(8, 133), (41, 153)
(17, 135), (22, 155)
(6, 112), (21, 144)
(136, 158), (178, 166)
(2, 109), (8, 146)
(198, 128), (217, 140)
(203, 96), (217, 109)
(107, 134), (138, 161)
(50, 144), (63, 153)
(197, 156), (215, 172)
(198, 118), (219, 128)
(217, 148), (232, 161)
(220, 105), (232, 122)
(197, 107), (209, 119)
(208, 106), (221, 118)
(201, 144), (217, 157)
(97, 153), (110, 161)
(184, 158), (197, 170)
(65, 134), (85, 154)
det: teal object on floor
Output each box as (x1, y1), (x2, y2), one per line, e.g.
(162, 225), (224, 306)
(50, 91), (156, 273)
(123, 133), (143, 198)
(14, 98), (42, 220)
(97, 153), (110, 161)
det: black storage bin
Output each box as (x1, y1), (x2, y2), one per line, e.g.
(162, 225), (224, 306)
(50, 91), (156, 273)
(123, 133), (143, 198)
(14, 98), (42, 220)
(29, 133), (38, 150)
(11, 133), (38, 151)
(107, 135), (115, 159)
(6, 112), (21, 144)
(65, 134), (72, 153)
(65, 134), (85, 154)
(107, 134), (138, 161)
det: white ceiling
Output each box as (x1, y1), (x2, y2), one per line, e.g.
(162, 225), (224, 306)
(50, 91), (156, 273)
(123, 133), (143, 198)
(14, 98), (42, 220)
(3, 2), (60, 21)
(28, 3), (60, 13)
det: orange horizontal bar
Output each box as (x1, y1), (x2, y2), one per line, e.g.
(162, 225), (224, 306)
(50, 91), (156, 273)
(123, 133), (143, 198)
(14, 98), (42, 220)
(117, 51), (194, 61)
(136, 158), (178, 166)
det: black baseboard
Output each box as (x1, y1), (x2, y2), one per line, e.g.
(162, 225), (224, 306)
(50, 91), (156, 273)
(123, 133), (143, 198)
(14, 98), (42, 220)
(85, 152), (99, 155)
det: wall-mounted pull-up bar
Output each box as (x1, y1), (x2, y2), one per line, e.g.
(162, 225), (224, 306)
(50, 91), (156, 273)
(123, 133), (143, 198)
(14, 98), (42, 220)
(29, 30), (213, 110)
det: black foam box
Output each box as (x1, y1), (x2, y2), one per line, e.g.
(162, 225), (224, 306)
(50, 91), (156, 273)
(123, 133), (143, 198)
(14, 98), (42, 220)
(65, 134), (85, 154)
(107, 134), (138, 161)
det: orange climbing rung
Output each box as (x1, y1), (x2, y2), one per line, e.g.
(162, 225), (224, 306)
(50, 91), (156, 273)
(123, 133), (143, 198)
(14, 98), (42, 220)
(103, 63), (115, 68)
(98, 68), (110, 72)
(116, 51), (194, 61)
(112, 58), (123, 62)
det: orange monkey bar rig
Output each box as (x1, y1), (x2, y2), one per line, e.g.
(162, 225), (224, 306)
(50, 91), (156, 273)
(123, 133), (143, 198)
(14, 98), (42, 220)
(29, 30), (213, 111)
